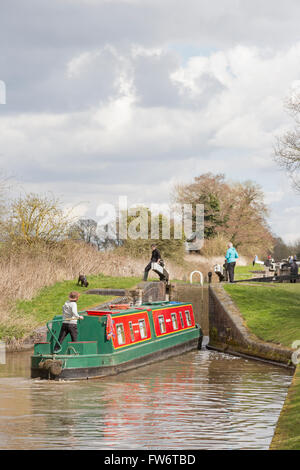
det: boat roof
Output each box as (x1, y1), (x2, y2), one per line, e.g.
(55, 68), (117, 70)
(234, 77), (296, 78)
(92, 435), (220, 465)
(86, 301), (192, 317)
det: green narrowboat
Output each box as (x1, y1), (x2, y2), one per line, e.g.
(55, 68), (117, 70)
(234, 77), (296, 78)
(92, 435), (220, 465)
(31, 301), (203, 380)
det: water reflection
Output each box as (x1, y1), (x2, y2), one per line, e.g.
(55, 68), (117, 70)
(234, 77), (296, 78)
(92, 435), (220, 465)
(0, 349), (293, 450)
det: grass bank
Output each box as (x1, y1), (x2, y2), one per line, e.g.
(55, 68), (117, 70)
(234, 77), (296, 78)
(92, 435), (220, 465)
(0, 240), (199, 343)
(223, 283), (300, 348)
(234, 263), (266, 280)
(0, 274), (140, 341)
(270, 365), (300, 450)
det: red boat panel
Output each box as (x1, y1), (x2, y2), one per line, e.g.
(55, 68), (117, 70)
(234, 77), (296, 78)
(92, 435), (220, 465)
(111, 311), (152, 349)
(86, 304), (195, 347)
(152, 304), (195, 337)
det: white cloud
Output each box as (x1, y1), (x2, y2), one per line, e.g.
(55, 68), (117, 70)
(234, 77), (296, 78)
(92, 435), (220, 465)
(1, 43), (299, 165)
(1, 2), (300, 244)
(281, 232), (300, 245)
(284, 206), (300, 215)
(66, 51), (101, 78)
(264, 190), (285, 204)
(64, 202), (90, 220)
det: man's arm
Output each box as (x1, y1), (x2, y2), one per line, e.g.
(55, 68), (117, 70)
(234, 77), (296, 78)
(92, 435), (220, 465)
(71, 302), (84, 320)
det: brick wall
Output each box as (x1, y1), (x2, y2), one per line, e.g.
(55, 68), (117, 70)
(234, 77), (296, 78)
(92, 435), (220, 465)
(169, 284), (209, 335)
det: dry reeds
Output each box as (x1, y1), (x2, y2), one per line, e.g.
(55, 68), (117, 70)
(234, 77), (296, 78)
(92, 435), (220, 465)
(0, 240), (219, 304)
(0, 240), (214, 341)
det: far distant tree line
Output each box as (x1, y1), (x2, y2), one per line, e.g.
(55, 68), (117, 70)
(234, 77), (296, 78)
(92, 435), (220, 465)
(0, 172), (298, 262)
(272, 236), (300, 261)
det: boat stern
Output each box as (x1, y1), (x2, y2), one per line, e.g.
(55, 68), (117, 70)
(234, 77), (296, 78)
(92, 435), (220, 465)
(31, 340), (101, 380)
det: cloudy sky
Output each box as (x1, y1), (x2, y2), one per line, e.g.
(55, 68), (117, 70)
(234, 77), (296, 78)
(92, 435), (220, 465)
(0, 0), (300, 243)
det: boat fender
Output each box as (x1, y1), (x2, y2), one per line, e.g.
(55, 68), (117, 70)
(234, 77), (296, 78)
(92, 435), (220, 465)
(39, 359), (63, 376)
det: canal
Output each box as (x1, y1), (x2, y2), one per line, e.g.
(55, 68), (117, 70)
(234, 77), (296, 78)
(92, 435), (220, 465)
(0, 346), (293, 450)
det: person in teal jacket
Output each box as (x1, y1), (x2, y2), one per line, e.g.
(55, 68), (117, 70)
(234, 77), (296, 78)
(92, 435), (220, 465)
(225, 242), (239, 283)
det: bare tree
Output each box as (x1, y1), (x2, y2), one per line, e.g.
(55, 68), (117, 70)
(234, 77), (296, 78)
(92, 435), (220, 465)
(173, 173), (229, 240)
(223, 181), (273, 252)
(173, 173), (274, 256)
(274, 90), (300, 190)
(73, 219), (97, 244)
(70, 219), (121, 251)
(4, 193), (71, 245)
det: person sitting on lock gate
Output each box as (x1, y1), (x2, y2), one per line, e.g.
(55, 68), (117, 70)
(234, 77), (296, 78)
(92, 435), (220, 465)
(143, 244), (161, 281)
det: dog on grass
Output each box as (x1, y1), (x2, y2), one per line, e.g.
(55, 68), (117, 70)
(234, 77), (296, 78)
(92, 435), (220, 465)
(213, 264), (225, 282)
(77, 274), (89, 287)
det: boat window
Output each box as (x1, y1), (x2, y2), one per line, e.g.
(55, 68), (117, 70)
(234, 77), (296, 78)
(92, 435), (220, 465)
(129, 321), (135, 342)
(139, 319), (147, 339)
(116, 323), (126, 345)
(185, 310), (192, 326)
(179, 311), (184, 328)
(171, 313), (178, 330)
(158, 315), (166, 334)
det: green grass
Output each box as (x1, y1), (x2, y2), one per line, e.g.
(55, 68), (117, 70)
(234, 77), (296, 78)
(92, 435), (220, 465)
(234, 263), (266, 280)
(16, 274), (140, 325)
(270, 365), (300, 450)
(224, 283), (300, 348)
(0, 318), (33, 340)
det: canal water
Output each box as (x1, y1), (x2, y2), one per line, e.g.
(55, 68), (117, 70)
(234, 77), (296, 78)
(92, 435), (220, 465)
(0, 346), (293, 450)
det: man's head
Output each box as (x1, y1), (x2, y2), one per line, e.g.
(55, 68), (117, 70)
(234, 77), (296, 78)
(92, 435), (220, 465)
(228, 242), (233, 248)
(151, 244), (157, 250)
(69, 291), (80, 302)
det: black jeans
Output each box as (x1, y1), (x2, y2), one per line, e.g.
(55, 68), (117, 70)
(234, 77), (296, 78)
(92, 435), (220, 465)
(227, 262), (236, 283)
(143, 262), (152, 281)
(54, 323), (78, 351)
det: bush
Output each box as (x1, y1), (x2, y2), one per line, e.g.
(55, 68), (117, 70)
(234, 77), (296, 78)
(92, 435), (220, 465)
(2, 193), (72, 246)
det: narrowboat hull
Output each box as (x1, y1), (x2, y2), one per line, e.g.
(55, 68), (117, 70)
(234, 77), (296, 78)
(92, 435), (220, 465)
(31, 336), (201, 380)
(31, 301), (203, 380)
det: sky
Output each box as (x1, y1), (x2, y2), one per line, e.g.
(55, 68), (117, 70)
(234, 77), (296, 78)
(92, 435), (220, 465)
(0, 0), (300, 243)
